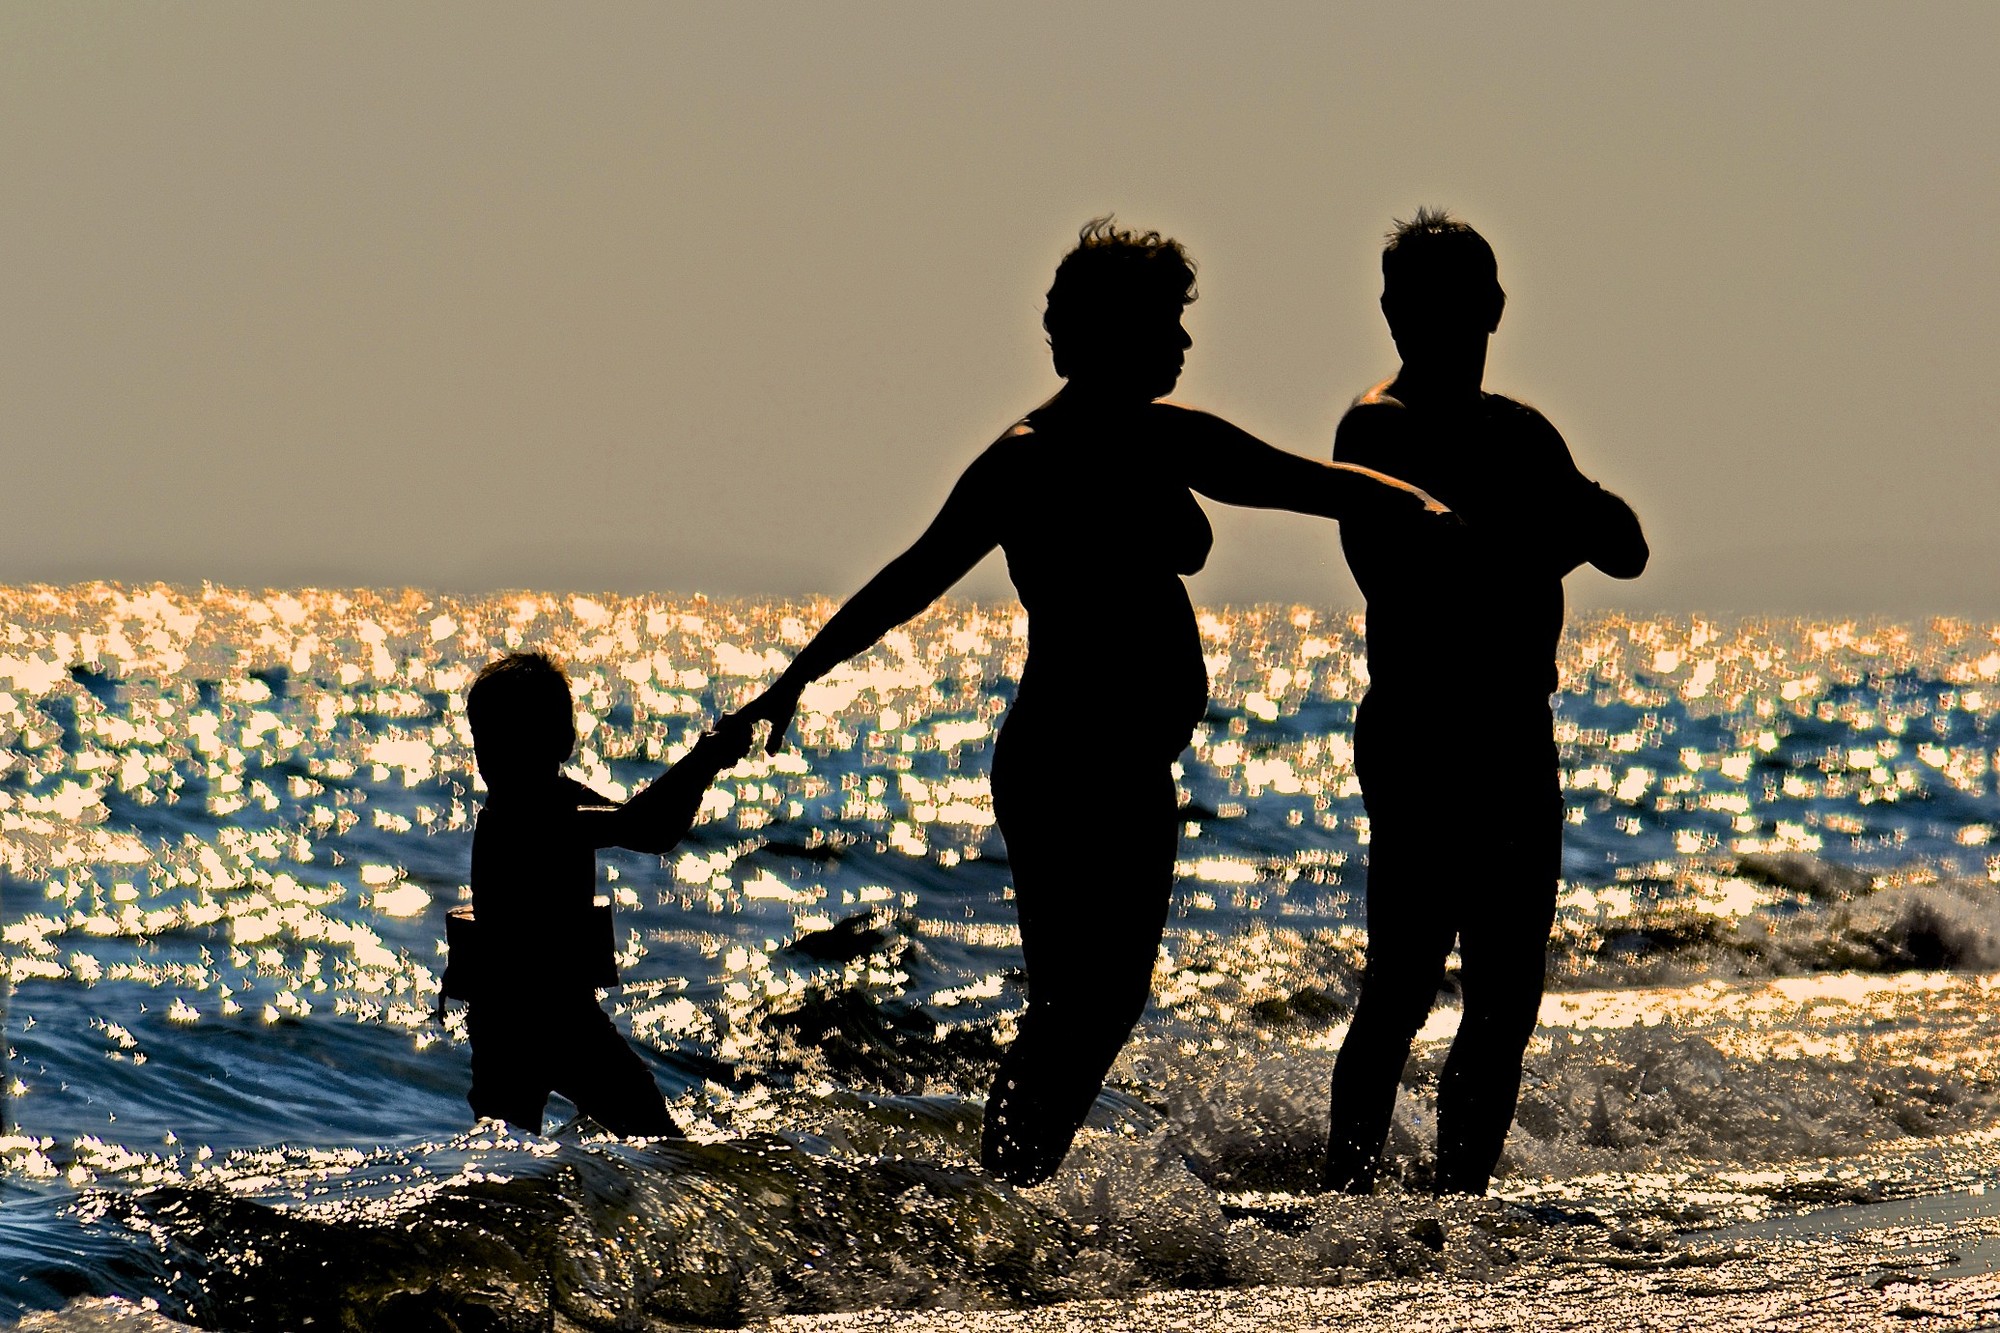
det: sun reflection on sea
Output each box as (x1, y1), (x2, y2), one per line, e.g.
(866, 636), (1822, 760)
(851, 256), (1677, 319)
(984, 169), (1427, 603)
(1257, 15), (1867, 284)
(2, 588), (2000, 1206)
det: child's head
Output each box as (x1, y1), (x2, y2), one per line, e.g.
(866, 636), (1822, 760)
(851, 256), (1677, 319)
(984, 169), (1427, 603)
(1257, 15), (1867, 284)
(465, 651), (576, 789)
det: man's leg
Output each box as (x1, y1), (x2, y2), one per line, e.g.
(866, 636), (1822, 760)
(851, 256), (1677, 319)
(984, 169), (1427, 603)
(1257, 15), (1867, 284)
(1324, 829), (1457, 1192)
(1432, 743), (1562, 1195)
(1326, 698), (1461, 1193)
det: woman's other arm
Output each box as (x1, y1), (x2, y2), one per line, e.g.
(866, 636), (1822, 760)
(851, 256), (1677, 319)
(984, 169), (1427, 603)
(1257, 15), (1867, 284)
(1163, 404), (1447, 520)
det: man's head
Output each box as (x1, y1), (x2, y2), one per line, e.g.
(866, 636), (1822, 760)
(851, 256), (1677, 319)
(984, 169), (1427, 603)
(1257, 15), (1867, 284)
(1380, 208), (1505, 367)
(465, 651), (577, 789)
(1044, 217), (1197, 400)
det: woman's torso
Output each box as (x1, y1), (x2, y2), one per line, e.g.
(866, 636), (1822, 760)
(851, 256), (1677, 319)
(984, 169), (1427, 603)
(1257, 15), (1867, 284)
(987, 407), (1213, 758)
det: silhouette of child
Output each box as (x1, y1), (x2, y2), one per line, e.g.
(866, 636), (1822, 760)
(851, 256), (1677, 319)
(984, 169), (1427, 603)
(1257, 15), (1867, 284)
(453, 651), (750, 1137)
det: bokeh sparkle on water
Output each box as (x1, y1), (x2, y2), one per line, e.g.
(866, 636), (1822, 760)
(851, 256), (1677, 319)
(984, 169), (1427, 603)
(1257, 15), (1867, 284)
(6, 584), (2000, 1328)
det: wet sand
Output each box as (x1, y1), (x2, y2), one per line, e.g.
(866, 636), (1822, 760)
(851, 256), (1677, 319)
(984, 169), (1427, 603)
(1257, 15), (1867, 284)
(763, 1269), (2000, 1332)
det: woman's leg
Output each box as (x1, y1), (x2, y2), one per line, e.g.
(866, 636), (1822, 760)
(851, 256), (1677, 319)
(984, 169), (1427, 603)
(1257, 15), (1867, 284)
(981, 725), (1179, 1186)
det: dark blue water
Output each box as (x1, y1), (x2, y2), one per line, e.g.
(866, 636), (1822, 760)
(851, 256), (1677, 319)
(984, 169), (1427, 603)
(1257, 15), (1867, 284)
(5, 588), (2000, 1328)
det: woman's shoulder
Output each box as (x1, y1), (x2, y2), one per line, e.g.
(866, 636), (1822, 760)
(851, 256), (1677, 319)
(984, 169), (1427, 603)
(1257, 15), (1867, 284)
(986, 398), (1223, 466)
(967, 415), (1044, 472)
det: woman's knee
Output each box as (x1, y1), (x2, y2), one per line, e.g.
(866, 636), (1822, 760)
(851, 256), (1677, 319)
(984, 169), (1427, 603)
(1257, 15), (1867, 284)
(1019, 998), (1141, 1068)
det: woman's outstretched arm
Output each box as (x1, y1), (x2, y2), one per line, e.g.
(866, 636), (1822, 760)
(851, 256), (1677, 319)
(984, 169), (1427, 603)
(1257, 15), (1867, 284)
(739, 448), (1005, 753)
(1161, 403), (1447, 520)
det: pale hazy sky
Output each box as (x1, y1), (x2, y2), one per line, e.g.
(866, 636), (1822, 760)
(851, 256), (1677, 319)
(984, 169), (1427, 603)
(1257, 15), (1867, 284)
(3, 3), (1994, 613)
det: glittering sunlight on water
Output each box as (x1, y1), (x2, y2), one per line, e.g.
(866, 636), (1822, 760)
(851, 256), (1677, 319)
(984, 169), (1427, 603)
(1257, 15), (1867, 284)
(7, 586), (2000, 1329)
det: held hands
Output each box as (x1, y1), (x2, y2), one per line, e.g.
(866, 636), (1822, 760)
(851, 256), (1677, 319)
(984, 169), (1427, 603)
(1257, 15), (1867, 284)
(689, 710), (757, 773)
(737, 678), (805, 756)
(602, 711), (757, 851)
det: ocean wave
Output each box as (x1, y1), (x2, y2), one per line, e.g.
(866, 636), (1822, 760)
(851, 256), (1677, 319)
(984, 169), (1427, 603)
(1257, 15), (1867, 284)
(1553, 858), (2000, 987)
(9, 962), (1998, 1330)
(7, 590), (2000, 1325)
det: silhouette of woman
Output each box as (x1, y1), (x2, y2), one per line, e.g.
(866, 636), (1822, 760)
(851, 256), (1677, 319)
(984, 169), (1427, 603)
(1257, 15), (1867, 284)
(739, 219), (1442, 1186)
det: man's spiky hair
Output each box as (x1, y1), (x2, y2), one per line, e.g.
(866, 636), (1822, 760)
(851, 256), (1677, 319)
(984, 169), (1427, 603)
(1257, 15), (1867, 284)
(1381, 207), (1501, 298)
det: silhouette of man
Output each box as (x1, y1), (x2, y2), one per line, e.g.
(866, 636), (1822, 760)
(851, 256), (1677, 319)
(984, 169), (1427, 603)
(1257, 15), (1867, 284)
(1325, 210), (1647, 1195)
(457, 652), (749, 1137)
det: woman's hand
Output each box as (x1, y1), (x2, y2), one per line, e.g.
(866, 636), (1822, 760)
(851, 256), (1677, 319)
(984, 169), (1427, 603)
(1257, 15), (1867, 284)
(1389, 476), (1452, 519)
(738, 679), (805, 756)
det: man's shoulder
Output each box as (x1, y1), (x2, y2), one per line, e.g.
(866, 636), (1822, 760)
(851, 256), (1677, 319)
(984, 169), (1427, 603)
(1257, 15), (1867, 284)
(1342, 379), (1406, 415)
(1483, 392), (1560, 434)
(1338, 381), (1414, 428)
(1333, 382), (1410, 462)
(1480, 393), (1577, 470)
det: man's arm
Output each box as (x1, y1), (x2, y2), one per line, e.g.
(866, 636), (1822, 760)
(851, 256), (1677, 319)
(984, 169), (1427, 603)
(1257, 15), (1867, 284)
(1565, 480), (1648, 579)
(1528, 412), (1648, 579)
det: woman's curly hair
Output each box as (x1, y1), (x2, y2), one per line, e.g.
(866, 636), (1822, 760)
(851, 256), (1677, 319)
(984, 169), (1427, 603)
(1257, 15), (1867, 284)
(1043, 216), (1196, 379)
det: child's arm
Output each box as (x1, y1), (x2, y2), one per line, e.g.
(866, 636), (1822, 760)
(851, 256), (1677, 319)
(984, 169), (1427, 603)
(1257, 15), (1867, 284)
(585, 716), (754, 853)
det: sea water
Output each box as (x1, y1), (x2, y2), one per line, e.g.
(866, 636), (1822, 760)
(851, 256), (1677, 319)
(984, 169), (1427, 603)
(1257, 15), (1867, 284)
(5, 586), (2000, 1330)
